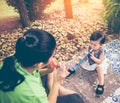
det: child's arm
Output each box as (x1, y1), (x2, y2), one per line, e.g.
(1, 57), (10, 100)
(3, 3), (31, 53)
(90, 52), (104, 64)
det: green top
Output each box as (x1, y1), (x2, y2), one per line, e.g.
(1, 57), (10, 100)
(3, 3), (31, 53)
(0, 62), (49, 103)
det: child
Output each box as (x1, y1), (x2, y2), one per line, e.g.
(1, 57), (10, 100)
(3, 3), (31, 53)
(81, 31), (106, 95)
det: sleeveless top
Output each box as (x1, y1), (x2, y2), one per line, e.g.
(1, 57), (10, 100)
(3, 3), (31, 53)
(88, 47), (104, 65)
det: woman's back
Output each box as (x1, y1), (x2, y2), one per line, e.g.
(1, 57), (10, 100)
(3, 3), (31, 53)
(0, 62), (48, 103)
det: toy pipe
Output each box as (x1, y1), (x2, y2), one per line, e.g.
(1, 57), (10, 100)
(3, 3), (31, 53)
(67, 49), (93, 77)
(49, 49), (93, 77)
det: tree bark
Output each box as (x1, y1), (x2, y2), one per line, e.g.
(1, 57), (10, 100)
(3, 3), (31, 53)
(25, 0), (35, 21)
(64, 0), (73, 19)
(34, 0), (41, 20)
(15, 0), (30, 28)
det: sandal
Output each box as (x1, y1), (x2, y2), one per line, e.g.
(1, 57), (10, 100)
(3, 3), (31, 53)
(96, 84), (104, 95)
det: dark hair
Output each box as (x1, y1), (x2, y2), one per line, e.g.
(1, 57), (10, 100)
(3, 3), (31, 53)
(0, 29), (56, 92)
(90, 31), (106, 44)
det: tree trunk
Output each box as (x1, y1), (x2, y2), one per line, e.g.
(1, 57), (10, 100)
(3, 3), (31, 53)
(34, 0), (41, 20)
(26, 0), (53, 20)
(64, 0), (73, 19)
(25, 0), (35, 21)
(15, 0), (30, 28)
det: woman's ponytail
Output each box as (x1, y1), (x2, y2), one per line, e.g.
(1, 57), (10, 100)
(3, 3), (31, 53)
(0, 55), (24, 92)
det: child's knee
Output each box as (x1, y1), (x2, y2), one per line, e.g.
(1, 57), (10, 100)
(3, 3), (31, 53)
(96, 66), (103, 72)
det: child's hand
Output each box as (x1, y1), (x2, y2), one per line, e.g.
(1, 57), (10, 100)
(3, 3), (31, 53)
(90, 52), (96, 60)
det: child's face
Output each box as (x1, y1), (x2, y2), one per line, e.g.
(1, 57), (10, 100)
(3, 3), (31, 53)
(90, 40), (102, 51)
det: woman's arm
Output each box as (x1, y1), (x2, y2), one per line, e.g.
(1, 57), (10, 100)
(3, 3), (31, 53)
(48, 81), (60, 103)
(39, 66), (53, 76)
(48, 68), (69, 103)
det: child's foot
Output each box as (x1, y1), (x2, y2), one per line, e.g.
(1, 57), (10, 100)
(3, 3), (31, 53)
(96, 84), (104, 95)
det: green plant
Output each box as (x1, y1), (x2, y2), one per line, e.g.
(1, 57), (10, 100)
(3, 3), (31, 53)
(103, 0), (120, 33)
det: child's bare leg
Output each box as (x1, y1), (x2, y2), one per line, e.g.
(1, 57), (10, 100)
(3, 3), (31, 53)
(96, 66), (104, 85)
(95, 66), (105, 95)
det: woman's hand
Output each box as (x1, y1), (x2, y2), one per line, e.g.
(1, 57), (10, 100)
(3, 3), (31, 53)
(38, 65), (54, 76)
(53, 65), (69, 84)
